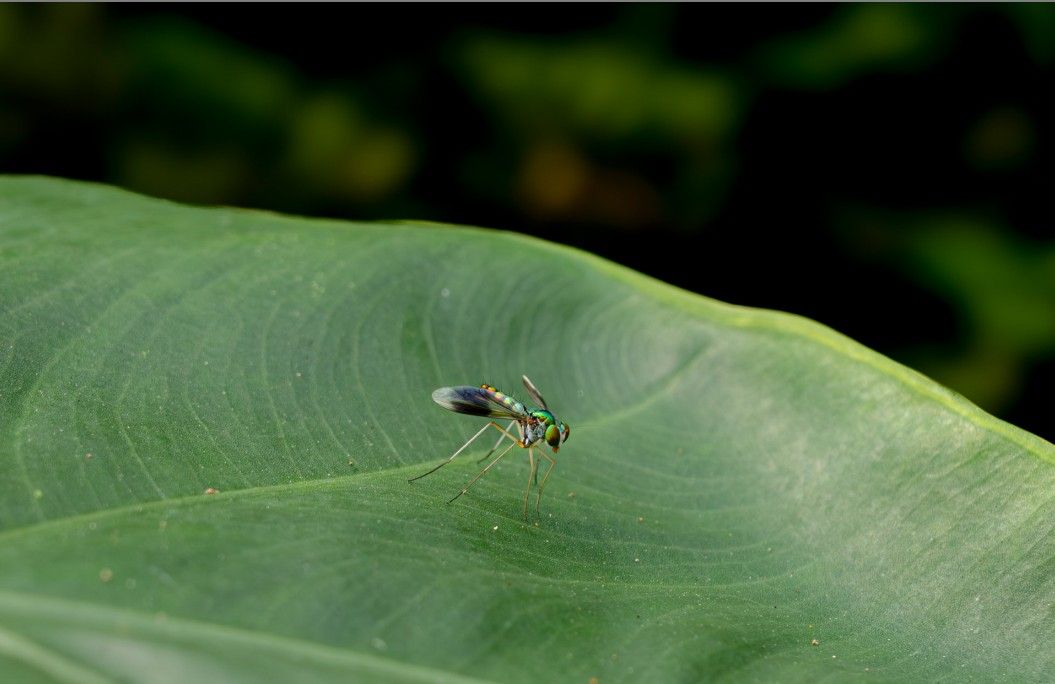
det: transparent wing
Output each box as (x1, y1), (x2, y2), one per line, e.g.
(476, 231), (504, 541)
(432, 386), (527, 419)
(521, 375), (548, 410)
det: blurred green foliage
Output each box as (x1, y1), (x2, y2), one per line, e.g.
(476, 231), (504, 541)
(458, 34), (738, 228)
(0, 3), (1053, 438)
(757, 4), (942, 89)
(842, 213), (1055, 415)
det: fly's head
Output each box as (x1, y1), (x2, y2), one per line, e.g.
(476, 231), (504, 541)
(531, 409), (570, 453)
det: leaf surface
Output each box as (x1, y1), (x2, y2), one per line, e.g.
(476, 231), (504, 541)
(1, 177), (1053, 682)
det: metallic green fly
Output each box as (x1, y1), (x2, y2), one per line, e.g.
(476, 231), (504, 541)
(409, 375), (571, 520)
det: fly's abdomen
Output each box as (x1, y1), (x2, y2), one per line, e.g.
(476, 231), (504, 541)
(480, 384), (527, 415)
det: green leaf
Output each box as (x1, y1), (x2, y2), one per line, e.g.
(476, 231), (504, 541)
(1, 177), (1053, 682)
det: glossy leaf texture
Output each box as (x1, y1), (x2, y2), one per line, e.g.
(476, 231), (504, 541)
(1, 177), (1053, 682)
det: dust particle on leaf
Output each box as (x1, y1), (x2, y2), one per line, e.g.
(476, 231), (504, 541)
(637, 516), (644, 523)
(85, 452), (92, 460)
(99, 568), (113, 583)
(492, 525), (499, 531)
(588, 678), (599, 684)
(204, 487), (219, 495)
(811, 639), (820, 646)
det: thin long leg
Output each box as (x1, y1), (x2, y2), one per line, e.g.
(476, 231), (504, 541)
(535, 452), (557, 517)
(408, 422), (492, 482)
(448, 440), (518, 503)
(523, 448), (538, 520)
(477, 420), (518, 463)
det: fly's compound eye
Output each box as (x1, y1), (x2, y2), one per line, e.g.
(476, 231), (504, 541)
(545, 424), (561, 448)
(560, 423), (570, 444)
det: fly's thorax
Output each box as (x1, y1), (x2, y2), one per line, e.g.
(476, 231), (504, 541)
(522, 418), (547, 447)
(530, 409), (556, 425)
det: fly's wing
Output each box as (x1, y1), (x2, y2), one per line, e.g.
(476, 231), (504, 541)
(521, 375), (548, 410)
(432, 386), (526, 419)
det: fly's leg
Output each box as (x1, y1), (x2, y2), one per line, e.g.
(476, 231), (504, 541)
(448, 440), (518, 503)
(477, 420), (519, 463)
(535, 452), (557, 517)
(409, 422), (504, 482)
(523, 448), (538, 520)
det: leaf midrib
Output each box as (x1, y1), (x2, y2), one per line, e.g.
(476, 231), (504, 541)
(0, 590), (495, 684)
(0, 622), (111, 684)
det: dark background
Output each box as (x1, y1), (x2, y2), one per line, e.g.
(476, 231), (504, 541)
(2, 4), (1053, 440)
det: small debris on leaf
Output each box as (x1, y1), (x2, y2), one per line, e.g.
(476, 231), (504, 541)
(99, 568), (114, 583)
(204, 487), (219, 495)
(810, 639), (820, 646)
